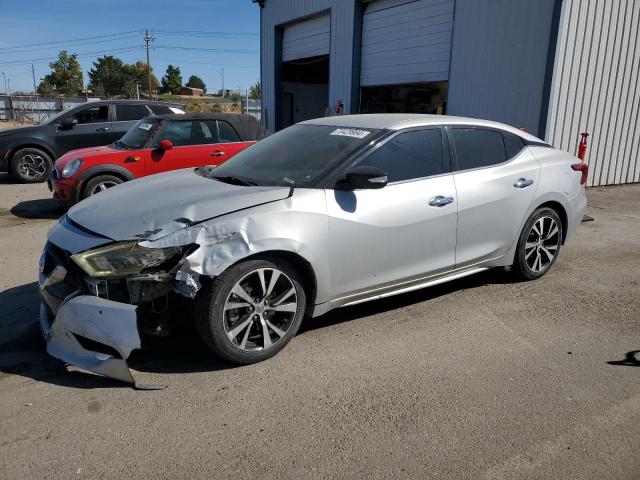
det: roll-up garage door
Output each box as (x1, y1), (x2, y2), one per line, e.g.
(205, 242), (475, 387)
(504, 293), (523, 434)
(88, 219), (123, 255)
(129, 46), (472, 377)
(282, 14), (330, 62)
(360, 0), (455, 86)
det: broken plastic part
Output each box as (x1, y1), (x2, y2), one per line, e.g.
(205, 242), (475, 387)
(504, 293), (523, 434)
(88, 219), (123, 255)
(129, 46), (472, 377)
(42, 295), (141, 385)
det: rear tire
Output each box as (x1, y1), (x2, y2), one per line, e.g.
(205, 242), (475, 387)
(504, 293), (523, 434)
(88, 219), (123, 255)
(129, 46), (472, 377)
(81, 175), (123, 199)
(513, 207), (563, 280)
(10, 148), (53, 183)
(195, 258), (306, 364)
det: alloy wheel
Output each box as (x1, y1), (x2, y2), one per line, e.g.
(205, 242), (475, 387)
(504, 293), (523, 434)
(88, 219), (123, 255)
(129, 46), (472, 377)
(524, 216), (560, 273)
(90, 180), (119, 195)
(17, 153), (48, 180)
(223, 267), (298, 352)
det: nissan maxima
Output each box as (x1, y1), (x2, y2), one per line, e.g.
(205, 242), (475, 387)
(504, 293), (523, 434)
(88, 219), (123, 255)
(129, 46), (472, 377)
(38, 114), (588, 386)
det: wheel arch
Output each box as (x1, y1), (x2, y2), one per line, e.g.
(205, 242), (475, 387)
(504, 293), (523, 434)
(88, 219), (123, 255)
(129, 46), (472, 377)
(228, 250), (318, 315)
(73, 165), (135, 201)
(535, 200), (568, 244)
(8, 142), (56, 167)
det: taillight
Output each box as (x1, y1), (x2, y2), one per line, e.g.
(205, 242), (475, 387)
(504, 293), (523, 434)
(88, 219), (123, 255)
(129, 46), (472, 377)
(571, 163), (588, 185)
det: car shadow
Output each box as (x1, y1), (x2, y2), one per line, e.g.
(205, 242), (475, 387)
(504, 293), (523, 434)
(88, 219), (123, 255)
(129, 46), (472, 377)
(10, 198), (65, 220)
(607, 351), (640, 367)
(0, 269), (520, 389)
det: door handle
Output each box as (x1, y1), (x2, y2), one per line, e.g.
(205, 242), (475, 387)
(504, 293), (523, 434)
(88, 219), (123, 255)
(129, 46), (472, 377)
(211, 150), (226, 157)
(514, 177), (534, 188)
(428, 195), (455, 207)
(95, 127), (110, 132)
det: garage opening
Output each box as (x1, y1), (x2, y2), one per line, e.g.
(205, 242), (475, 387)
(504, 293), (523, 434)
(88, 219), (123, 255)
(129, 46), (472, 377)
(279, 14), (330, 130)
(359, 0), (454, 115)
(280, 55), (329, 129)
(360, 82), (448, 114)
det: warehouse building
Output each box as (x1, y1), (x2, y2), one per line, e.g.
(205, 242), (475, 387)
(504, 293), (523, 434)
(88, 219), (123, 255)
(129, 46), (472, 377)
(254, 0), (640, 186)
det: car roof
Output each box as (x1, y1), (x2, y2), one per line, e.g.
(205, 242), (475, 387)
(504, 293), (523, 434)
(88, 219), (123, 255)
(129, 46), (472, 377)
(301, 114), (544, 143)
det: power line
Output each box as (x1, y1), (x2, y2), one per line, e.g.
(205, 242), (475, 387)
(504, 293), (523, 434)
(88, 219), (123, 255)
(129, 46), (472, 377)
(1, 34), (141, 56)
(153, 57), (259, 69)
(0, 30), (140, 52)
(0, 46), (142, 66)
(155, 45), (259, 54)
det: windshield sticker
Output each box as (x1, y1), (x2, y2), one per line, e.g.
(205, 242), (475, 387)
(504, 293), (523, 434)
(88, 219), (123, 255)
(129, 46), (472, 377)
(330, 128), (370, 139)
(169, 107), (185, 114)
(282, 177), (295, 184)
(138, 123), (153, 131)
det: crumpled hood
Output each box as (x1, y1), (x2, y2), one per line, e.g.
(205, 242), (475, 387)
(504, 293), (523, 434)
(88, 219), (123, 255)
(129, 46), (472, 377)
(67, 168), (291, 241)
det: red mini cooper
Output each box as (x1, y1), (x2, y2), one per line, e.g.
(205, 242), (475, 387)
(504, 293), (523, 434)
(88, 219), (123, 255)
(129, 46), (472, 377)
(49, 113), (265, 206)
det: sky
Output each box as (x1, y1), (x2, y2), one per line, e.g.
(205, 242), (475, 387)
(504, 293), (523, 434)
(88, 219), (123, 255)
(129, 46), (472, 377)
(0, 0), (260, 94)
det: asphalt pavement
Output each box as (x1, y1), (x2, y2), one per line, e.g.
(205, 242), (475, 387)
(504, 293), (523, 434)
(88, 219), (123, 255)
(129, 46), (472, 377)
(1, 174), (639, 479)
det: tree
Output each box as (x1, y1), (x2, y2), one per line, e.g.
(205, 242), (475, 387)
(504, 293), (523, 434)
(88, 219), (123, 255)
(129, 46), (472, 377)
(123, 61), (159, 98)
(161, 65), (182, 94)
(37, 50), (84, 96)
(88, 55), (126, 97)
(185, 75), (206, 94)
(88, 57), (159, 98)
(249, 80), (261, 99)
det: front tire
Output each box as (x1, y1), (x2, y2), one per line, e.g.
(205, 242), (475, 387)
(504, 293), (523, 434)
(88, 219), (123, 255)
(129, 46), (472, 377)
(513, 207), (563, 280)
(195, 258), (306, 364)
(81, 175), (123, 199)
(10, 148), (53, 183)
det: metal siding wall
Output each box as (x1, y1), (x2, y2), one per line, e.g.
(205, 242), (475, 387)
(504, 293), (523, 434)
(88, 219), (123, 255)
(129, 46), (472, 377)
(447, 0), (556, 136)
(282, 14), (331, 61)
(360, 0), (454, 86)
(260, 0), (358, 132)
(547, 0), (640, 186)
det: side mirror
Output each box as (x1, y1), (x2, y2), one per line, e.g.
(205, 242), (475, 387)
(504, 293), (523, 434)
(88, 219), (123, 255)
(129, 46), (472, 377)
(60, 117), (78, 129)
(344, 165), (388, 190)
(158, 139), (173, 152)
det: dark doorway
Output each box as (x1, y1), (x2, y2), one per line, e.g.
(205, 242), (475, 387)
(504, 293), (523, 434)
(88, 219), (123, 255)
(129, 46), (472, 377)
(360, 82), (448, 115)
(279, 54), (329, 130)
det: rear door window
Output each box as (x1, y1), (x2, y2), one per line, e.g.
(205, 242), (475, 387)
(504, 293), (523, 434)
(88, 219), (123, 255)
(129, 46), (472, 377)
(71, 105), (109, 124)
(503, 132), (525, 159)
(115, 104), (150, 121)
(451, 128), (507, 171)
(358, 128), (444, 183)
(218, 121), (241, 143)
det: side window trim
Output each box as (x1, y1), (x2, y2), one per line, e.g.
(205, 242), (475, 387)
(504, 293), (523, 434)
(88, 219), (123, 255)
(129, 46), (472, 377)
(355, 126), (449, 186)
(217, 120), (241, 143)
(448, 125), (524, 173)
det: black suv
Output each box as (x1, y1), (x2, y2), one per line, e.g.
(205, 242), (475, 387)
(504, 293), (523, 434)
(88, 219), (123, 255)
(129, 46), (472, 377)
(0, 100), (184, 182)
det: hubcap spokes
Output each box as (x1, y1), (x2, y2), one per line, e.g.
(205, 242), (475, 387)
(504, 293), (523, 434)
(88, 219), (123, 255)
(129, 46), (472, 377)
(223, 268), (298, 352)
(525, 216), (560, 273)
(18, 154), (47, 179)
(91, 181), (118, 195)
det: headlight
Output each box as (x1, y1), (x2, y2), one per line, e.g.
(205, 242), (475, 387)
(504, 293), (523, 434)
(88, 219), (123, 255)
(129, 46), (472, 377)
(71, 241), (183, 278)
(61, 158), (83, 177)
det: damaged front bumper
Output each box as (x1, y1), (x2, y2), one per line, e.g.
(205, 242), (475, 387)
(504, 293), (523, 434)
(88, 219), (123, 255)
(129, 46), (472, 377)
(40, 295), (140, 384)
(38, 218), (175, 387)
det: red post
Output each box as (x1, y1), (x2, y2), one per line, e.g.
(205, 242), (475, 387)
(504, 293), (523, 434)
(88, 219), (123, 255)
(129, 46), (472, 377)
(577, 132), (589, 161)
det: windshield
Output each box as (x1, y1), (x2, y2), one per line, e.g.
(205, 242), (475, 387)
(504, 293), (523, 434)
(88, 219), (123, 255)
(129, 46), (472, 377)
(209, 124), (378, 187)
(115, 118), (161, 149)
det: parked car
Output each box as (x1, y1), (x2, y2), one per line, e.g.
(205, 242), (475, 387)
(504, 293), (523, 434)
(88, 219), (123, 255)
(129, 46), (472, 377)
(38, 114), (587, 386)
(0, 100), (185, 183)
(49, 113), (265, 206)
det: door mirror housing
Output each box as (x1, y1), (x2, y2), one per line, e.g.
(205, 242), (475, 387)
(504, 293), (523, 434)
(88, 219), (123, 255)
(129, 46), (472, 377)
(158, 139), (173, 152)
(344, 165), (388, 190)
(60, 117), (78, 129)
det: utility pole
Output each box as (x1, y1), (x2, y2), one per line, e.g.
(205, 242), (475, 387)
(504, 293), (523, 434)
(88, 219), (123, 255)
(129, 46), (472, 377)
(1, 72), (7, 95)
(221, 67), (225, 95)
(31, 64), (37, 95)
(144, 29), (155, 99)
(136, 84), (140, 100)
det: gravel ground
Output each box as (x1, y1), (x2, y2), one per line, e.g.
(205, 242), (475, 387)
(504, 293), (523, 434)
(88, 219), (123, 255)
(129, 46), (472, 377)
(0, 174), (639, 479)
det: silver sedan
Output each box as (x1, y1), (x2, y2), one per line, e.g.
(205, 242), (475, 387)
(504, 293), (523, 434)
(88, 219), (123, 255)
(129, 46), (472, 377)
(38, 114), (587, 385)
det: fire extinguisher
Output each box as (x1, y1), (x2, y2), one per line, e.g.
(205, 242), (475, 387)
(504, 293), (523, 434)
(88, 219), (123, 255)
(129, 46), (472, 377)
(577, 132), (589, 161)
